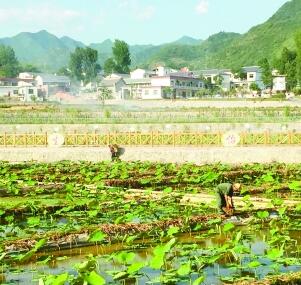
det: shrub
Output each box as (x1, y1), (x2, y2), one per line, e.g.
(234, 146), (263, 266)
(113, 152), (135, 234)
(272, 92), (286, 99)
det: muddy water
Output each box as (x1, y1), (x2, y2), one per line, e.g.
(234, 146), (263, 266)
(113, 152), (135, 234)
(2, 227), (301, 285)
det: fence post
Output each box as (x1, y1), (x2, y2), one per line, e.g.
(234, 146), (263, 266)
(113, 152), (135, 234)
(239, 132), (243, 145)
(264, 131), (269, 145)
(287, 131), (291, 145)
(173, 131), (176, 147)
(218, 132), (222, 146)
(74, 130), (77, 146)
(45, 132), (48, 147)
(33, 132), (36, 146)
(94, 131), (97, 146)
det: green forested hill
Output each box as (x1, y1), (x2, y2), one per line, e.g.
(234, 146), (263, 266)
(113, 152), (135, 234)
(204, 0), (301, 68)
(0, 0), (300, 71)
(144, 0), (301, 69)
(0, 30), (78, 71)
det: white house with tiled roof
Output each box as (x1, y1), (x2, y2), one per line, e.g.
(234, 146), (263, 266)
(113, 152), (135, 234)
(242, 66), (264, 89)
(195, 69), (233, 91)
(140, 71), (204, 99)
(100, 77), (126, 99)
(35, 73), (71, 98)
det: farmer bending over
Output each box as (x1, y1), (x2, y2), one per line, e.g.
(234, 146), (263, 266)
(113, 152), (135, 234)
(215, 183), (241, 215)
(109, 144), (119, 161)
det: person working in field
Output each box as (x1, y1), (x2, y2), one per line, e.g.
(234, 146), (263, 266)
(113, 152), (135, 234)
(108, 144), (120, 161)
(215, 182), (241, 215)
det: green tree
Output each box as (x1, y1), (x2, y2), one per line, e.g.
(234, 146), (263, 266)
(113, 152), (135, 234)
(295, 30), (301, 86)
(103, 58), (116, 75)
(231, 68), (247, 80)
(276, 47), (296, 74)
(98, 86), (113, 105)
(30, 95), (37, 102)
(250, 82), (260, 91)
(259, 58), (272, 88)
(213, 74), (224, 87)
(0, 45), (20, 77)
(20, 64), (40, 73)
(199, 75), (213, 89)
(57, 66), (71, 76)
(275, 47), (297, 90)
(112, 40), (131, 73)
(69, 47), (101, 84)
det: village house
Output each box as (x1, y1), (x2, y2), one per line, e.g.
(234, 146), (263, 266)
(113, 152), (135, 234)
(271, 70), (286, 92)
(273, 75), (286, 92)
(130, 68), (155, 79)
(145, 71), (204, 99)
(0, 77), (38, 102)
(195, 69), (233, 91)
(116, 66), (205, 99)
(99, 76), (126, 99)
(35, 73), (71, 99)
(231, 66), (264, 90)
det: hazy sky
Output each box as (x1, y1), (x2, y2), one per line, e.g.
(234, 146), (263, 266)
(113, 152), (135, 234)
(0, 0), (290, 45)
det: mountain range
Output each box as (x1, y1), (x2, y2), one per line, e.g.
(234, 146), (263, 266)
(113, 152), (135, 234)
(0, 0), (300, 72)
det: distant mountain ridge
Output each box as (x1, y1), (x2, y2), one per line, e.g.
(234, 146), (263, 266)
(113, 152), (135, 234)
(0, 0), (300, 71)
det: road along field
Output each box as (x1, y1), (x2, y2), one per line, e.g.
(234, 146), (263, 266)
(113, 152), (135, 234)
(1, 146), (301, 164)
(0, 161), (301, 284)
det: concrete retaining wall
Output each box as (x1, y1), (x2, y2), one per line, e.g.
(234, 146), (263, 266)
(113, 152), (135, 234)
(1, 146), (301, 164)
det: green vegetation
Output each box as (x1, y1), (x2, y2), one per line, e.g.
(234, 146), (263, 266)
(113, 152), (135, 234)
(0, 45), (19, 77)
(104, 40), (131, 75)
(0, 105), (300, 124)
(69, 47), (101, 84)
(1, 0), (301, 72)
(0, 161), (301, 284)
(259, 58), (272, 88)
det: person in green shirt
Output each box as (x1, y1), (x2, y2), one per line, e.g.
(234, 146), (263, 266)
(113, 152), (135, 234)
(215, 183), (241, 214)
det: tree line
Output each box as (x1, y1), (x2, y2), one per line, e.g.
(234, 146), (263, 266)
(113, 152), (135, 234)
(0, 39), (131, 84)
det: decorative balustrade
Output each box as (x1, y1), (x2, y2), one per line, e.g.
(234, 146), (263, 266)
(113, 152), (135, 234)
(0, 132), (300, 147)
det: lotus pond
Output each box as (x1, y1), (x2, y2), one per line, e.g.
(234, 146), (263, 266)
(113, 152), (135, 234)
(1, 161), (301, 285)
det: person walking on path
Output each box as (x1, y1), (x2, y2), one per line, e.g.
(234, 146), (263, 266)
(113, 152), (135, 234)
(215, 182), (241, 215)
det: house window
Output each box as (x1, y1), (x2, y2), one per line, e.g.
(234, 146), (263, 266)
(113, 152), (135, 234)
(28, 89), (34, 95)
(13, 90), (18, 95)
(153, 90), (158, 95)
(249, 74), (254, 79)
(145, 90), (149, 95)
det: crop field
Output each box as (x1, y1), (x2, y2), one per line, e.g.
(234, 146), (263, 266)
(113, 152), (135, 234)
(1, 104), (301, 124)
(1, 161), (301, 284)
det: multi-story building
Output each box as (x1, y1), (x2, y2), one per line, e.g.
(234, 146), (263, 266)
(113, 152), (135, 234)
(231, 66), (264, 90)
(105, 67), (204, 99)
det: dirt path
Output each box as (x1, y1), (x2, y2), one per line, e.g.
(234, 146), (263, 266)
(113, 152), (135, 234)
(2, 146), (301, 164)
